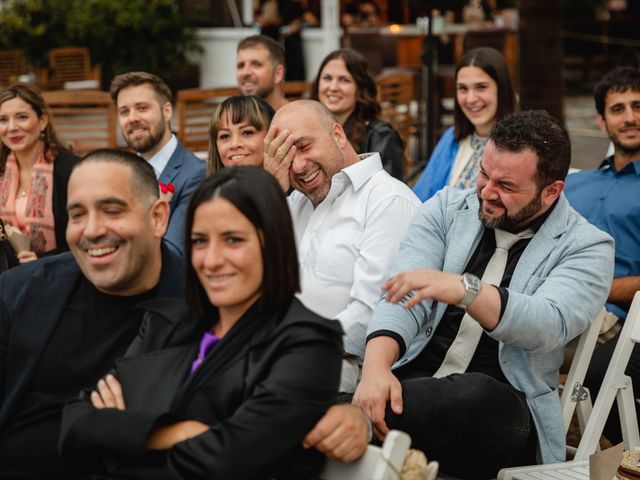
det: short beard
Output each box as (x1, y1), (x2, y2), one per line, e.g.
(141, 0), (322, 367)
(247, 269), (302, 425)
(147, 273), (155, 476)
(612, 138), (640, 157)
(126, 120), (166, 154)
(478, 192), (543, 232)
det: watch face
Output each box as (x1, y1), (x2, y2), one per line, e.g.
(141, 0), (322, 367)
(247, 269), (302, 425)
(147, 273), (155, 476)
(464, 273), (481, 293)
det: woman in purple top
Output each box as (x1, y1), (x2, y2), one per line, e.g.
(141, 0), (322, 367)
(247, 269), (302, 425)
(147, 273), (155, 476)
(60, 166), (343, 479)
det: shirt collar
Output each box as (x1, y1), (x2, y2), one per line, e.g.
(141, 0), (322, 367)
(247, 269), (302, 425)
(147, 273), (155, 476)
(340, 152), (384, 192)
(598, 155), (640, 175)
(147, 134), (178, 179)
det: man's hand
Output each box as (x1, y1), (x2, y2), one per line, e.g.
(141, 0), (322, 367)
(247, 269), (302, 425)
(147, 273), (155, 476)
(263, 126), (296, 192)
(17, 251), (37, 264)
(146, 420), (209, 450)
(91, 374), (126, 410)
(352, 364), (402, 441)
(383, 268), (465, 309)
(303, 404), (370, 462)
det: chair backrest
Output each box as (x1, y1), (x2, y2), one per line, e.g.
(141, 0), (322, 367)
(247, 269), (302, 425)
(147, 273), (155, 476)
(376, 70), (416, 175)
(175, 86), (241, 154)
(282, 81), (311, 101)
(42, 90), (117, 155)
(574, 291), (640, 460)
(48, 47), (100, 88)
(560, 307), (606, 434)
(320, 430), (411, 480)
(0, 49), (29, 87)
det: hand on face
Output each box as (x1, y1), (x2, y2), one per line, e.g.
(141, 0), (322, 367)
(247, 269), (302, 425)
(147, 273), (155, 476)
(263, 125), (296, 192)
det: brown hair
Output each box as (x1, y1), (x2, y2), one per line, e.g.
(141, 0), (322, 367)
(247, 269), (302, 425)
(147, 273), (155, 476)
(109, 71), (173, 106)
(453, 47), (516, 141)
(207, 95), (275, 175)
(311, 49), (381, 152)
(0, 83), (63, 175)
(237, 35), (286, 69)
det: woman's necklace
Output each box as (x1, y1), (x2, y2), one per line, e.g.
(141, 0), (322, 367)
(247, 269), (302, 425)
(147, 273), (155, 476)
(17, 142), (43, 199)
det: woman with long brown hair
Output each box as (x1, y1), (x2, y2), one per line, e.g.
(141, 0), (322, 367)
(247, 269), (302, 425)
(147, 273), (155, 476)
(0, 83), (78, 263)
(311, 48), (404, 179)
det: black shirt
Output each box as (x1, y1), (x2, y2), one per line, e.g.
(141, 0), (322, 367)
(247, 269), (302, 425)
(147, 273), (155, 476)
(0, 275), (155, 478)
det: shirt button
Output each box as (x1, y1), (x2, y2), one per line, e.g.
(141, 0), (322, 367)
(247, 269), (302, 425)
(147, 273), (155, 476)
(426, 327), (433, 337)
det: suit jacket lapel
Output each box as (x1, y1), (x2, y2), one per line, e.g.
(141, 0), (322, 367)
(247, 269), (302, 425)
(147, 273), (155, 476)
(507, 195), (571, 292)
(443, 194), (484, 274)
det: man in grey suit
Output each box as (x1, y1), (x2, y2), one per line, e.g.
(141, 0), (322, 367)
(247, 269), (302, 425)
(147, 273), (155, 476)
(110, 71), (205, 255)
(353, 111), (615, 478)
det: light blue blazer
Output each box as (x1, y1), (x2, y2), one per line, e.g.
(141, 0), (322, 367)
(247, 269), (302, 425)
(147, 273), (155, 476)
(159, 141), (205, 255)
(368, 187), (615, 464)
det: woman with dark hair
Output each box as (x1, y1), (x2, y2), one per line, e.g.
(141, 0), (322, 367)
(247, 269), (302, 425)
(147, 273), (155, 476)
(207, 95), (275, 175)
(311, 48), (405, 179)
(0, 83), (78, 263)
(60, 166), (343, 480)
(412, 47), (516, 201)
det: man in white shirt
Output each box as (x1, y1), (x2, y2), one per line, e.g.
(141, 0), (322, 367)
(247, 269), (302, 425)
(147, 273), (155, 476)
(110, 72), (205, 254)
(236, 35), (289, 111)
(264, 100), (420, 391)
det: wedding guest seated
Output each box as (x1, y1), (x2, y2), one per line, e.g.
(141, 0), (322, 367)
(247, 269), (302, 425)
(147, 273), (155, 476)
(60, 166), (344, 479)
(0, 83), (79, 265)
(311, 49), (405, 179)
(412, 47), (516, 201)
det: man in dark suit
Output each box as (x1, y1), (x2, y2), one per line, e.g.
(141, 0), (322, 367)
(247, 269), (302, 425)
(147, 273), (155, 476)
(110, 71), (205, 255)
(0, 149), (184, 478)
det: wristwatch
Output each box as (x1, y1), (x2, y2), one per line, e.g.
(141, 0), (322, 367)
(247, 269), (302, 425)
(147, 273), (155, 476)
(456, 273), (481, 309)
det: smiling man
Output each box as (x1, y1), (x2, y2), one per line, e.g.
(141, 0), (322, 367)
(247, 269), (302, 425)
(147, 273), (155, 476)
(0, 149), (185, 478)
(110, 72), (205, 255)
(236, 35), (289, 111)
(264, 100), (420, 392)
(352, 110), (615, 479)
(565, 66), (640, 445)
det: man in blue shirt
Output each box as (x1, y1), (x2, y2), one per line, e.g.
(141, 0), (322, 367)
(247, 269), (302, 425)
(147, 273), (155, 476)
(565, 66), (640, 443)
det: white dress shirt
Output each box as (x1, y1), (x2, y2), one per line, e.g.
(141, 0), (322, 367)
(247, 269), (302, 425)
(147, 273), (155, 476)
(148, 134), (178, 179)
(288, 153), (421, 358)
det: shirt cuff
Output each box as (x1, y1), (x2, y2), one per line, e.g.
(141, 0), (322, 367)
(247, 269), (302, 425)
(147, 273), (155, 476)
(365, 330), (406, 357)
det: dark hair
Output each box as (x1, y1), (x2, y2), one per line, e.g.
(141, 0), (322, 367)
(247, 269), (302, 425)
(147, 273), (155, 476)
(311, 48), (381, 151)
(454, 47), (516, 141)
(184, 166), (299, 319)
(76, 148), (160, 207)
(237, 35), (286, 69)
(0, 83), (64, 175)
(110, 71), (173, 106)
(490, 110), (570, 190)
(594, 66), (640, 117)
(207, 95), (275, 175)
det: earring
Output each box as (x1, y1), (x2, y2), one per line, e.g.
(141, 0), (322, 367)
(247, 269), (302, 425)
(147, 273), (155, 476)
(39, 131), (45, 140)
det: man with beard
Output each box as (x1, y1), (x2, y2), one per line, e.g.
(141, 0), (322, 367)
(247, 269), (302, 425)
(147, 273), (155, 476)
(0, 149), (184, 478)
(564, 66), (640, 444)
(110, 72), (205, 255)
(236, 35), (289, 110)
(352, 110), (615, 479)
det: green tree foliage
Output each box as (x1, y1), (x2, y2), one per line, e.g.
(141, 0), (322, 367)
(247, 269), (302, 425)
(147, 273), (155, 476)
(0, 0), (199, 84)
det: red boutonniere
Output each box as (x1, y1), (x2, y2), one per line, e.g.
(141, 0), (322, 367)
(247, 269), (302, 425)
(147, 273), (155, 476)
(158, 182), (175, 202)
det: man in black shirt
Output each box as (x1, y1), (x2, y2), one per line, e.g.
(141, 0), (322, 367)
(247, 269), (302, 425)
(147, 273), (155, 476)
(0, 149), (184, 478)
(353, 111), (615, 478)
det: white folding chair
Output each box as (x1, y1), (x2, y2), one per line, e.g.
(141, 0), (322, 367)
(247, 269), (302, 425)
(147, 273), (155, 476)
(321, 430), (429, 480)
(498, 292), (640, 480)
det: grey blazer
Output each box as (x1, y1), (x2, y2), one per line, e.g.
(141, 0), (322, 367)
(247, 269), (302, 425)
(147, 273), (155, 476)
(368, 187), (615, 464)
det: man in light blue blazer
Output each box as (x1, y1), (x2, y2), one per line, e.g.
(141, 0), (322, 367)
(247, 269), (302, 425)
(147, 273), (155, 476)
(353, 111), (615, 479)
(110, 72), (205, 255)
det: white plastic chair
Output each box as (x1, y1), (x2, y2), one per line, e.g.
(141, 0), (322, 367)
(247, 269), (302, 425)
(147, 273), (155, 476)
(498, 292), (640, 480)
(320, 430), (438, 480)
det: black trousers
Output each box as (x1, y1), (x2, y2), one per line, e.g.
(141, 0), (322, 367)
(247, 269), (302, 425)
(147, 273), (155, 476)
(583, 330), (640, 444)
(345, 370), (538, 479)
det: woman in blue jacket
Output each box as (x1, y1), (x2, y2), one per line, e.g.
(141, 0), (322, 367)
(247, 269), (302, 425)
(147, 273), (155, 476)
(413, 47), (516, 201)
